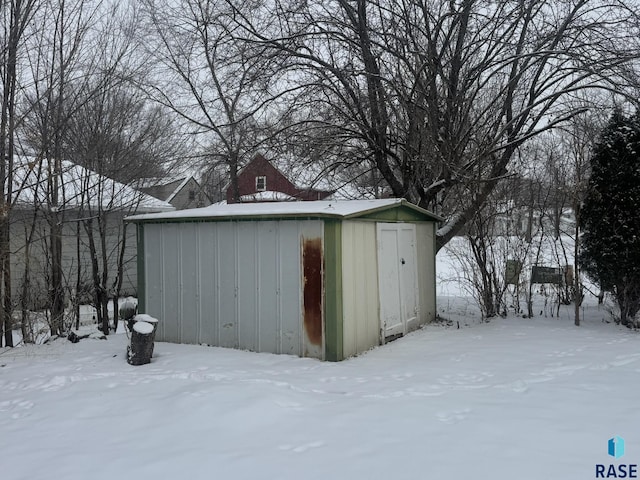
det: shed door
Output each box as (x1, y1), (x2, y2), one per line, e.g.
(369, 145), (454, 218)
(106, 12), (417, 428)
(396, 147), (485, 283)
(377, 223), (419, 341)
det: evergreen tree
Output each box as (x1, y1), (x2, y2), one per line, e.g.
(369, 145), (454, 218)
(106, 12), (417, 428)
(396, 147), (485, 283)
(579, 110), (640, 326)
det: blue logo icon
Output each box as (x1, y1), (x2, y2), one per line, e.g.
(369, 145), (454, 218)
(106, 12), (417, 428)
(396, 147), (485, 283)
(609, 436), (625, 459)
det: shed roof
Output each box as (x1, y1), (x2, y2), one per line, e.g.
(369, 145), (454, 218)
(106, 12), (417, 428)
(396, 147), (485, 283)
(127, 198), (442, 223)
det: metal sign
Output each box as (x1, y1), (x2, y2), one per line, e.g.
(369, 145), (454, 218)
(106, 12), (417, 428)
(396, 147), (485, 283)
(505, 260), (523, 285)
(531, 266), (563, 285)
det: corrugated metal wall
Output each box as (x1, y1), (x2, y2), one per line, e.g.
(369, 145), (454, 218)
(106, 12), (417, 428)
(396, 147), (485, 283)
(341, 221), (380, 358)
(143, 219), (324, 358)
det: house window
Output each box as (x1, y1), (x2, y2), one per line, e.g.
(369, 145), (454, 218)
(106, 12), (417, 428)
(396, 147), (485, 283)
(256, 176), (267, 191)
(188, 190), (195, 201)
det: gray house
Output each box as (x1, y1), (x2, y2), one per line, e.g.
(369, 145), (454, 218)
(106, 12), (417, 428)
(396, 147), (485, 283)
(11, 160), (174, 308)
(140, 176), (211, 210)
(129, 199), (441, 361)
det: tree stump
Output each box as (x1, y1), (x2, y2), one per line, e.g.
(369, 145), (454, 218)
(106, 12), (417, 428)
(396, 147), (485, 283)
(134, 314), (159, 357)
(127, 321), (154, 366)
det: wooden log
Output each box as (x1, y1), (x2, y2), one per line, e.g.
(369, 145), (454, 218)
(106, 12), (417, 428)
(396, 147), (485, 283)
(127, 321), (154, 366)
(134, 314), (159, 357)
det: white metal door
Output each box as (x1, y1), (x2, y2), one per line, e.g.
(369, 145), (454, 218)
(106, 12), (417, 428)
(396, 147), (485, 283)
(377, 223), (419, 341)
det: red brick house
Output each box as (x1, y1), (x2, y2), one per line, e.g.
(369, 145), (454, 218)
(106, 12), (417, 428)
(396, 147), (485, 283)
(226, 154), (333, 203)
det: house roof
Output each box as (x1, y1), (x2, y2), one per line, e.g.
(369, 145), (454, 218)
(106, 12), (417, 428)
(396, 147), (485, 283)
(127, 198), (442, 223)
(12, 158), (175, 212)
(165, 177), (193, 203)
(139, 177), (187, 202)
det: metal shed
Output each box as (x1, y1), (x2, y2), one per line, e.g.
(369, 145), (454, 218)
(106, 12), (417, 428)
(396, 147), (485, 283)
(128, 199), (442, 361)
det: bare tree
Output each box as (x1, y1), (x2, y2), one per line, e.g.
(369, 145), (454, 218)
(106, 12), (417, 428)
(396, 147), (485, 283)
(224, 0), (640, 248)
(20, 0), (107, 336)
(14, 158), (49, 343)
(446, 171), (545, 320)
(63, 84), (177, 185)
(20, 0), (152, 336)
(62, 81), (180, 334)
(0, 0), (40, 347)
(548, 110), (604, 325)
(140, 0), (288, 202)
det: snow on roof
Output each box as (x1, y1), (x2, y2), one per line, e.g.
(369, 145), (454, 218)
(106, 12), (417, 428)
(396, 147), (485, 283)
(127, 198), (442, 222)
(12, 158), (175, 213)
(239, 191), (297, 202)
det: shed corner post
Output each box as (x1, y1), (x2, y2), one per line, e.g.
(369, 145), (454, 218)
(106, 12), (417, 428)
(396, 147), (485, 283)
(432, 220), (438, 322)
(136, 223), (146, 314)
(324, 219), (343, 361)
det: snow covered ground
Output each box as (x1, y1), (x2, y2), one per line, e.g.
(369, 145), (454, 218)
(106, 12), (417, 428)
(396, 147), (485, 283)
(1, 253), (639, 480)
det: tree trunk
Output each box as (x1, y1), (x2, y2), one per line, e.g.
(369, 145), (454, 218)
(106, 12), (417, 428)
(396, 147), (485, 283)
(574, 203), (580, 326)
(20, 235), (33, 343)
(112, 222), (129, 333)
(0, 0), (24, 348)
(75, 221), (82, 330)
(98, 215), (110, 334)
(0, 215), (11, 347)
(84, 218), (108, 334)
(49, 218), (65, 336)
(228, 152), (240, 203)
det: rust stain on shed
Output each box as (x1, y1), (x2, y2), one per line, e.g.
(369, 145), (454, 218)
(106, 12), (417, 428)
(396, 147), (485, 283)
(302, 237), (323, 346)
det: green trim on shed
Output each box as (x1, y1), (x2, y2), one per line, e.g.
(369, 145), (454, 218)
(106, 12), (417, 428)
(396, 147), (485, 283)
(136, 224), (146, 313)
(432, 221), (438, 321)
(323, 220), (343, 361)
(340, 200), (441, 223)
